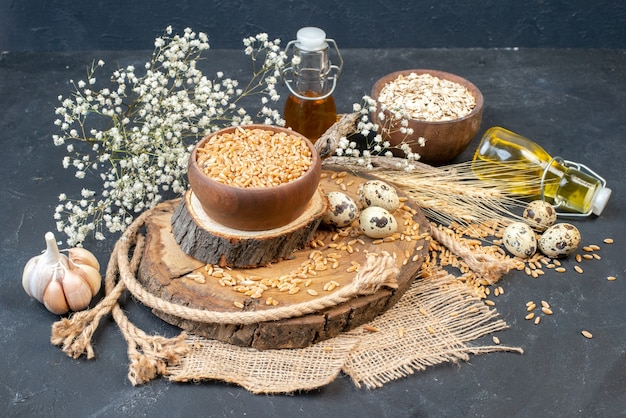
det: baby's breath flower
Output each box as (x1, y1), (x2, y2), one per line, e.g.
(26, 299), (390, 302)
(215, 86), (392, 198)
(337, 95), (425, 168)
(52, 26), (287, 245)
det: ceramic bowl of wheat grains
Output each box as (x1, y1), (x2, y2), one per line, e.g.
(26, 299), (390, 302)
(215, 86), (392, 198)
(371, 69), (484, 165)
(187, 125), (322, 231)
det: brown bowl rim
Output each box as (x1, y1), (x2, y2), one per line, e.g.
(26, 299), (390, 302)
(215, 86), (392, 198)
(189, 124), (321, 195)
(370, 68), (484, 125)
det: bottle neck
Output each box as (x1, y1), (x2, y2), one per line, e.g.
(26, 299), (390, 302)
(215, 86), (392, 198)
(544, 160), (604, 215)
(292, 46), (331, 96)
(292, 70), (331, 96)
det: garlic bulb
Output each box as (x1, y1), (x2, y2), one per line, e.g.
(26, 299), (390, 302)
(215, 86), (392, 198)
(22, 232), (101, 315)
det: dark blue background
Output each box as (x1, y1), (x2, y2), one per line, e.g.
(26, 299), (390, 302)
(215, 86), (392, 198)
(2, 0), (625, 51)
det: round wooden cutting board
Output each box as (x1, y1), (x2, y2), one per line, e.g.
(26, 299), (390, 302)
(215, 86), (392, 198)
(137, 168), (431, 350)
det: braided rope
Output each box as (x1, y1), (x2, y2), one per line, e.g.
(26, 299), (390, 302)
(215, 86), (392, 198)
(115, 208), (400, 324)
(52, 202), (400, 368)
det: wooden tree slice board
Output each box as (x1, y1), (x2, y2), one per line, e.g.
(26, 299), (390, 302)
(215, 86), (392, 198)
(137, 168), (431, 350)
(171, 188), (327, 268)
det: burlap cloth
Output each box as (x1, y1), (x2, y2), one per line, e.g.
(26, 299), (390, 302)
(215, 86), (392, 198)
(51, 205), (523, 394)
(168, 268), (520, 392)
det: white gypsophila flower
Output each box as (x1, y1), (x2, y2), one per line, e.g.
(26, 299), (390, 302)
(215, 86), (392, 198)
(338, 94), (419, 167)
(51, 26), (288, 245)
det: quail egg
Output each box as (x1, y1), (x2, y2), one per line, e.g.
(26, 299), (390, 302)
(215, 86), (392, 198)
(322, 191), (359, 228)
(359, 206), (398, 239)
(358, 179), (400, 212)
(523, 200), (557, 231)
(538, 223), (581, 258)
(502, 222), (537, 258)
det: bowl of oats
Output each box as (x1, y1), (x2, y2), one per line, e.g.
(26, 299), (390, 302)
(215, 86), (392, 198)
(371, 69), (483, 165)
(187, 125), (322, 231)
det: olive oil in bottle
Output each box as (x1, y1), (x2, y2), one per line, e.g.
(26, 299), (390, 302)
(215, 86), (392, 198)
(472, 127), (611, 215)
(282, 27), (342, 142)
(284, 91), (337, 141)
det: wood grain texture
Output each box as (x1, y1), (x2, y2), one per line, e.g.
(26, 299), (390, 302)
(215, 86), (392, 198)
(138, 168), (430, 349)
(171, 188), (327, 268)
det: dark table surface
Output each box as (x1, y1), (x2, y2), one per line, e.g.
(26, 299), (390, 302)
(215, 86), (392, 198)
(1, 48), (625, 417)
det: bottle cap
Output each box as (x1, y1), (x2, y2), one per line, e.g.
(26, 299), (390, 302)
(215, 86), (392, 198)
(591, 186), (612, 216)
(296, 27), (327, 51)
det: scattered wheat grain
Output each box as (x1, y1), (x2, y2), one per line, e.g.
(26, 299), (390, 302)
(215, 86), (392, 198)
(364, 325), (379, 332)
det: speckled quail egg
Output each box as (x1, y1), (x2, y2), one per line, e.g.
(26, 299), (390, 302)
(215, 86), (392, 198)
(523, 200), (557, 231)
(359, 206), (398, 239)
(358, 180), (400, 212)
(538, 223), (581, 258)
(502, 222), (537, 258)
(322, 191), (360, 228)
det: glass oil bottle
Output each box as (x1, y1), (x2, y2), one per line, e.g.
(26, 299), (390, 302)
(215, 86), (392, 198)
(471, 126), (611, 216)
(282, 27), (343, 141)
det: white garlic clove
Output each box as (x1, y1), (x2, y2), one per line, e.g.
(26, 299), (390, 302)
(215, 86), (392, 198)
(69, 247), (100, 271)
(43, 278), (70, 315)
(22, 256), (41, 299)
(75, 263), (102, 295)
(27, 259), (63, 303)
(62, 271), (95, 311)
